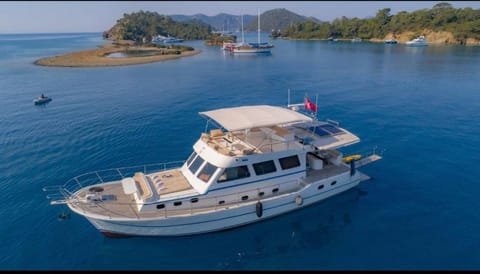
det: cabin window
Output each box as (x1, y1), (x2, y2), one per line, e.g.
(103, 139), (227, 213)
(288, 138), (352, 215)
(197, 161), (218, 183)
(156, 204), (165, 209)
(331, 181), (337, 186)
(190, 198), (199, 203)
(279, 155), (301, 170)
(173, 201), (182, 206)
(217, 165), (250, 183)
(188, 154), (204, 175)
(253, 160), (277, 175)
(272, 188), (279, 193)
(186, 151), (197, 166)
(218, 200), (225, 205)
(241, 195), (249, 201)
(318, 184), (324, 190)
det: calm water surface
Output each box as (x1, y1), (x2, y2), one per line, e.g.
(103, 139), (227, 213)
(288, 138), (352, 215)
(1, 32), (480, 270)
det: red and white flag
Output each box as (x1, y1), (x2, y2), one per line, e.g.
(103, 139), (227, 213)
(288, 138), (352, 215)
(304, 97), (317, 112)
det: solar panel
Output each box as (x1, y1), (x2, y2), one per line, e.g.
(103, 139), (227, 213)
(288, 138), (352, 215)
(320, 124), (344, 134)
(308, 126), (331, 136)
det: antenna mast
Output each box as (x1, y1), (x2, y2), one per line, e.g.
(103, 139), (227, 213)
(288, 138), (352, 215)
(257, 9), (260, 44)
(241, 14), (245, 43)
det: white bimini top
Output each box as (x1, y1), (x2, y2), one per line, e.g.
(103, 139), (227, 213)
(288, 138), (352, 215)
(200, 105), (313, 131)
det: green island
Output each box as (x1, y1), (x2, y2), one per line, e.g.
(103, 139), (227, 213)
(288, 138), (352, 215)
(277, 2), (480, 45)
(34, 40), (199, 67)
(35, 11), (210, 67)
(35, 3), (480, 67)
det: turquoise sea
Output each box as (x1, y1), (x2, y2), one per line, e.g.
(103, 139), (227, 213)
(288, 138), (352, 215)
(1, 32), (480, 270)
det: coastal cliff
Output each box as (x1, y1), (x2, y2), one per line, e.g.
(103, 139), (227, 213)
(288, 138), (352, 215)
(372, 29), (480, 45)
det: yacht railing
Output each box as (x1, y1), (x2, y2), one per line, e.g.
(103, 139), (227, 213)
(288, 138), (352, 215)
(43, 161), (185, 204)
(343, 145), (385, 169)
(70, 178), (304, 219)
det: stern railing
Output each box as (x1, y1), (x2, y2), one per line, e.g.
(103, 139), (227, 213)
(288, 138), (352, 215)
(43, 161), (184, 205)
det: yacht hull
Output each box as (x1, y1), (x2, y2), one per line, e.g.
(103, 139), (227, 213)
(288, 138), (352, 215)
(232, 49), (272, 54)
(79, 172), (363, 237)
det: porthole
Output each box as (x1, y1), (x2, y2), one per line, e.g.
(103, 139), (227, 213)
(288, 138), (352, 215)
(241, 195), (249, 201)
(258, 192), (265, 197)
(173, 201), (182, 206)
(318, 184), (324, 190)
(272, 188), (279, 193)
(218, 200), (225, 205)
(331, 181), (337, 186)
(156, 204), (165, 209)
(190, 198), (199, 203)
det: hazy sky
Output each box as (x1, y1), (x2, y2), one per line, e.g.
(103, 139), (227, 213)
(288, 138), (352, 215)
(1, 1), (480, 34)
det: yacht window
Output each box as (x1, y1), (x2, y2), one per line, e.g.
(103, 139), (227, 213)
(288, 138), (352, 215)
(279, 155), (301, 170)
(217, 165), (250, 183)
(258, 192), (265, 197)
(318, 184), (324, 190)
(218, 200), (225, 205)
(197, 162), (218, 183)
(331, 181), (337, 186)
(188, 154), (204, 175)
(253, 160), (277, 175)
(190, 198), (199, 203)
(173, 201), (182, 206)
(156, 204), (165, 209)
(186, 151), (197, 166)
(241, 195), (249, 201)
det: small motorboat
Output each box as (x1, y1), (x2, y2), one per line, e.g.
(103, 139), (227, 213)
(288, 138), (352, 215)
(384, 39), (398, 44)
(406, 35), (428, 47)
(33, 94), (52, 105)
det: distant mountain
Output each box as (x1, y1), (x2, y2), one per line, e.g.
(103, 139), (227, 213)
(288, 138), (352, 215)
(170, 13), (256, 32)
(170, 9), (318, 32)
(244, 8), (320, 32)
(102, 8), (322, 43)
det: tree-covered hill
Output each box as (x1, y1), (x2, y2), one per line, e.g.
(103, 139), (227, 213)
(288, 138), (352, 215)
(103, 10), (212, 43)
(244, 8), (319, 32)
(280, 2), (480, 45)
(170, 13), (256, 32)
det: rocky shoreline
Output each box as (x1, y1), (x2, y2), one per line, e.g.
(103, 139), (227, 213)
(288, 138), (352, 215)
(278, 30), (480, 46)
(34, 41), (201, 67)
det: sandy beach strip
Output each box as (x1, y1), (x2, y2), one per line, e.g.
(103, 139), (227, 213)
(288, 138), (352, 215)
(34, 43), (201, 67)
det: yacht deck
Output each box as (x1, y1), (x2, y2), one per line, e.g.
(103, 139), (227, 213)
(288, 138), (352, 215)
(69, 162), (351, 220)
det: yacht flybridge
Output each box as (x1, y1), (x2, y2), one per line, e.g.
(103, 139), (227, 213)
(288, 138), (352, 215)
(43, 98), (382, 237)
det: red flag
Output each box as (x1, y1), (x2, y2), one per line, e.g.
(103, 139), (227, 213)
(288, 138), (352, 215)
(304, 97), (317, 112)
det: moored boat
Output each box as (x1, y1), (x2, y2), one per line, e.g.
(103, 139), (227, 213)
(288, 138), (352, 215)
(152, 34), (184, 44)
(406, 35), (428, 47)
(231, 11), (274, 54)
(43, 93), (383, 237)
(384, 39), (398, 44)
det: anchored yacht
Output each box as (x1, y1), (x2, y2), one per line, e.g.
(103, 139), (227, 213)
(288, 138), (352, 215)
(44, 96), (382, 237)
(406, 35), (428, 47)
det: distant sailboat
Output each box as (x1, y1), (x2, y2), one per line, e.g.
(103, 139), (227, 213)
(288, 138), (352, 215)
(231, 10), (274, 54)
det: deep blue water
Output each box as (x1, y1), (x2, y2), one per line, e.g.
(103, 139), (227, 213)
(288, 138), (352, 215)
(1, 32), (480, 270)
